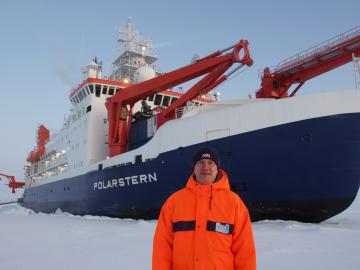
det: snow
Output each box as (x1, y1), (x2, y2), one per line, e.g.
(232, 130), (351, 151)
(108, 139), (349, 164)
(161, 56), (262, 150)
(1, 181), (360, 270)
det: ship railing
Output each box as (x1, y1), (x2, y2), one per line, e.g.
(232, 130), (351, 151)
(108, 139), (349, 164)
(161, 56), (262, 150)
(29, 160), (68, 179)
(271, 25), (360, 74)
(175, 103), (206, 119)
(175, 107), (185, 118)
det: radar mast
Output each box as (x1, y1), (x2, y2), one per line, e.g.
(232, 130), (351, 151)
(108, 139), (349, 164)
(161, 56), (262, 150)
(109, 17), (160, 83)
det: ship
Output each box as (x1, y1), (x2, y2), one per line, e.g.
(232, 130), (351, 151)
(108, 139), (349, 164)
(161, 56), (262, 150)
(21, 19), (360, 223)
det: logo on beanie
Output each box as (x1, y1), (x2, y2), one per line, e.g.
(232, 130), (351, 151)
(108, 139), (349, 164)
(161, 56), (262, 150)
(192, 147), (220, 168)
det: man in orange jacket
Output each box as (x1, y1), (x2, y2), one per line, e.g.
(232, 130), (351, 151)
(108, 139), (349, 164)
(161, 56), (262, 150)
(152, 147), (256, 270)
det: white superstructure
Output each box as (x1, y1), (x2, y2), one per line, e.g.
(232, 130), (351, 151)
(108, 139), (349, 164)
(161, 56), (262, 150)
(25, 18), (210, 187)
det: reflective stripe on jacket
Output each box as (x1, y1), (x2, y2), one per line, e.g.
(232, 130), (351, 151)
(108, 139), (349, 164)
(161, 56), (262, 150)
(152, 169), (256, 270)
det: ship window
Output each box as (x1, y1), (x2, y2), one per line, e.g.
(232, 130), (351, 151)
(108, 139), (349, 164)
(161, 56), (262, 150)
(109, 87), (115, 95)
(89, 84), (94, 94)
(75, 95), (79, 103)
(86, 105), (91, 113)
(195, 102), (199, 106)
(171, 97), (178, 104)
(98, 164), (103, 171)
(78, 92), (83, 101)
(162, 96), (170, 107)
(85, 86), (91, 95)
(81, 88), (87, 98)
(116, 88), (121, 94)
(148, 95), (154, 101)
(154, 94), (162, 106)
(135, 155), (142, 164)
(102, 85), (108, 95)
(95, 85), (101, 97)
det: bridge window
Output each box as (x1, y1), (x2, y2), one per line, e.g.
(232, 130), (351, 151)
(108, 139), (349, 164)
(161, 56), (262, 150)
(116, 88), (121, 94)
(162, 95), (170, 107)
(95, 85), (101, 97)
(148, 95), (154, 101)
(171, 97), (178, 104)
(102, 85), (108, 95)
(81, 88), (87, 98)
(154, 94), (162, 105)
(109, 87), (115, 95)
(88, 84), (94, 94)
(78, 92), (83, 101)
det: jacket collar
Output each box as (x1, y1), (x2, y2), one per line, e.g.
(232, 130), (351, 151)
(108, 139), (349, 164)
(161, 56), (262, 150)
(186, 169), (230, 190)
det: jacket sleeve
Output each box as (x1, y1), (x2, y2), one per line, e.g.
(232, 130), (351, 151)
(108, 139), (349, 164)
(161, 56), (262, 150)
(152, 198), (174, 270)
(231, 197), (257, 270)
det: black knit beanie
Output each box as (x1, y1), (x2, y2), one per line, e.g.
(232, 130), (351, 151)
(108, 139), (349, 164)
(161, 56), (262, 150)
(192, 147), (220, 168)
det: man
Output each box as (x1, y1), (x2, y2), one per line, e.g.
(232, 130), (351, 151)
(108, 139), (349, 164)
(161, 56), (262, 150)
(152, 147), (256, 270)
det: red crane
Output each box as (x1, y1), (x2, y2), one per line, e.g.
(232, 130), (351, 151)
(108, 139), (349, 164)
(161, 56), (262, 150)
(0, 173), (25, 193)
(106, 40), (253, 157)
(256, 26), (360, 98)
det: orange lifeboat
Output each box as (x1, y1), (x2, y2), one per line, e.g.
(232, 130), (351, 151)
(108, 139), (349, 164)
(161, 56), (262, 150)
(26, 125), (49, 163)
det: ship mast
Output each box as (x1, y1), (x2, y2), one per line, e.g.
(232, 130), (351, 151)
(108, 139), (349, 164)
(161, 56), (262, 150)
(109, 17), (159, 83)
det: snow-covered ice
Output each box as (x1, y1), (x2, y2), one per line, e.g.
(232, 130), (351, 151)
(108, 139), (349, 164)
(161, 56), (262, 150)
(1, 181), (359, 270)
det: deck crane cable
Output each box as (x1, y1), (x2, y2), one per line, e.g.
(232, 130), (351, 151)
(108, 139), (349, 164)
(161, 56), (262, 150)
(211, 64), (250, 90)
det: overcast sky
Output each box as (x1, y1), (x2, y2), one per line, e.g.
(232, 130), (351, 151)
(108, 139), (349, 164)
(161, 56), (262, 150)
(0, 0), (359, 179)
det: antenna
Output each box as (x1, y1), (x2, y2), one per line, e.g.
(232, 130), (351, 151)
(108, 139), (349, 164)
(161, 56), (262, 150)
(109, 17), (159, 82)
(117, 16), (153, 55)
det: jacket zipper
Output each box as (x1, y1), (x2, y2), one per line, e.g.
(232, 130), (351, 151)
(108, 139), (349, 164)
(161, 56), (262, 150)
(209, 185), (213, 211)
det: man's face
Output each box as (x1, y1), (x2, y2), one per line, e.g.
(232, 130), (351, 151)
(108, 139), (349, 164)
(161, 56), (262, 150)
(194, 159), (218, 185)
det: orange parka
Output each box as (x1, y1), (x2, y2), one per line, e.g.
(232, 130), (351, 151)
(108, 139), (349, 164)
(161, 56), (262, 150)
(152, 170), (256, 270)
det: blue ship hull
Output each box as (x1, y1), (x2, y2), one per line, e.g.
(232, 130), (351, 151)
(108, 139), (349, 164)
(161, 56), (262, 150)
(22, 113), (360, 223)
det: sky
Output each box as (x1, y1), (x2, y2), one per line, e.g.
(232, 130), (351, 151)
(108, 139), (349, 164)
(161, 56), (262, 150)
(0, 0), (359, 179)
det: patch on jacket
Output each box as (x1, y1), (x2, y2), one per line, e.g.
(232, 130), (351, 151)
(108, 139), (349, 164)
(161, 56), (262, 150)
(207, 221), (234, 235)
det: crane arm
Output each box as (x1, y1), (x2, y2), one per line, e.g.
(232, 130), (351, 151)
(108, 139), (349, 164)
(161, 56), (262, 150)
(0, 173), (25, 193)
(106, 40), (253, 157)
(108, 40), (252, 106)
(256, 26), (360, 98)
